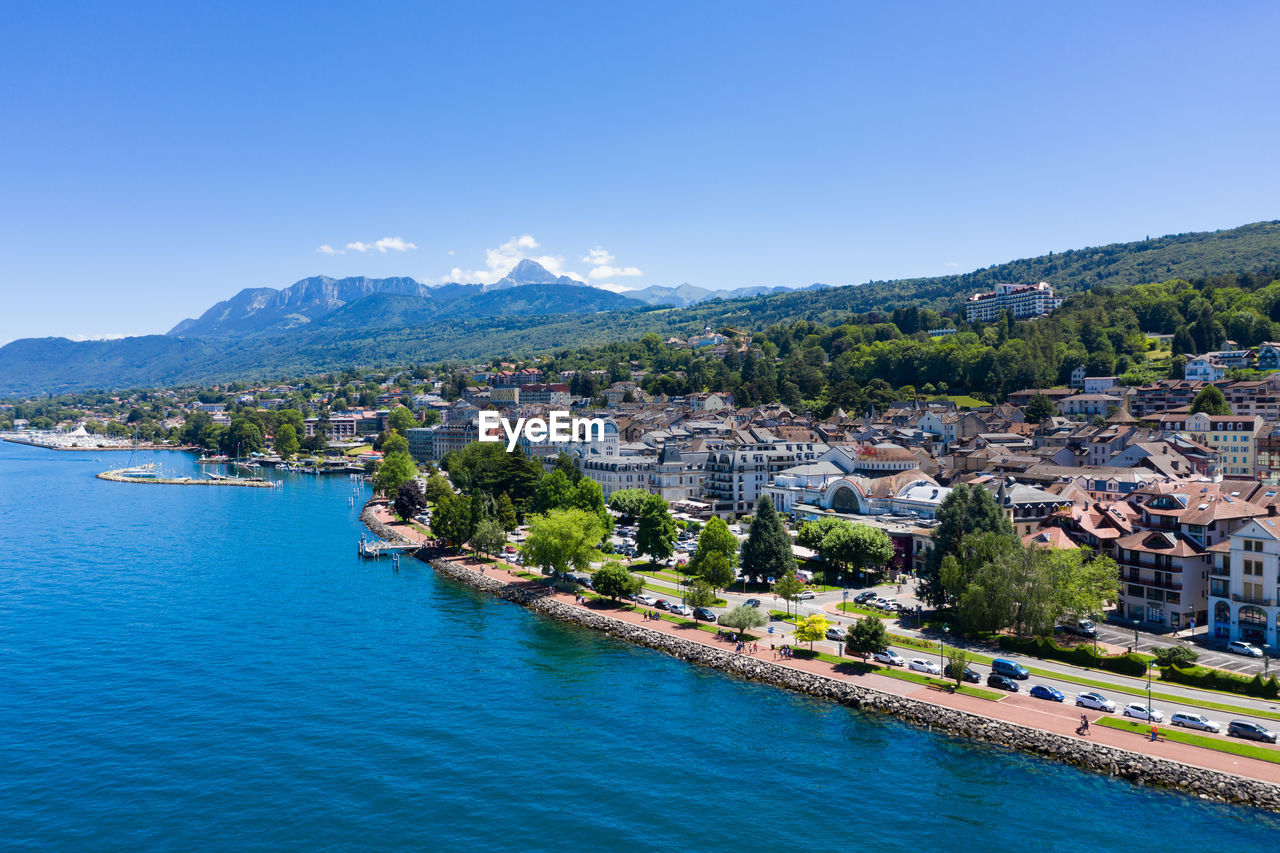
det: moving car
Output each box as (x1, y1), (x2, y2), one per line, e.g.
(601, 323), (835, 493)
(825, 626), (847, 641)
(853, 591), (878, 604)
(1227, 640), (1264, 658)
(669, 603), (692, 617)
(991, 658), (1030, 680)
(1029, 684), (1065, 702)
(1170, 712), (1222, 733)
(1228, 720), (1278, 743)
(908, 658), (942, 675)
(636, 595), (657, 607)
(1121, 703), (1164, 723)
(743, 598), (763, 609)
(987, 674), (1019, 692)
(692, 607), (717, 623)
(798, 590), (817, 601)
(873, 649), (905, 667)
(1062, 618), (1098, 638)
(1075, 692), (1116, 712)
(944, 663), (982, 683)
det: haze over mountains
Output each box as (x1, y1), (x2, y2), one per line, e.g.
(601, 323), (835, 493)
(4, 221), (1280, 396)
(167, 258), (812, 338)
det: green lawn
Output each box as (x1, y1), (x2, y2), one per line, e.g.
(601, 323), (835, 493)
(1096, 717), (1280, 765)
(786, 649), (1000, 700)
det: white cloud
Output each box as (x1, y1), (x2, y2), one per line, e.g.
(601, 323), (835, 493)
(583, 247), (614, 265)
(374, 236), (417, 253)
(593, 282), (638, 294)
(444, 234), (584, 285)
(330, 236), (419, 254)
(946, 261), (960, 268)
(69, 333), (126, 341)
(588, 264), (643, 279)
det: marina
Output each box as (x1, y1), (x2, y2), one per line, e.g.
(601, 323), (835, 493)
(97, 464), (278, 487)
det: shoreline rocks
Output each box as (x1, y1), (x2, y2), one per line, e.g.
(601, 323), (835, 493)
(360, 503), (1280, 813)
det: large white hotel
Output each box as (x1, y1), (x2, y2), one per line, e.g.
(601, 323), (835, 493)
(965, 281), (1062, 323)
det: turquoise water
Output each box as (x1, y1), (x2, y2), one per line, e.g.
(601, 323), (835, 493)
(0, 442), (1275, 851)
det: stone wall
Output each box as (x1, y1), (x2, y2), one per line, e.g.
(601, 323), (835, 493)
(420, 554), (1280, 812)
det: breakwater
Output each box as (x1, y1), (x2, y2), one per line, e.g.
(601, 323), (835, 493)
(97, 468), (276, 487)
(382, 516), (1280, 812)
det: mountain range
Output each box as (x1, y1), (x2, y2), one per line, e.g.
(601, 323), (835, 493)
(5, 220), (1280, 396)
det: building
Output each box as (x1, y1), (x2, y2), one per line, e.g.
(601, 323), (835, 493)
(964, 282), (1062, 323)
(1157, 413), (1265, 479)
(1184, 355), (1226, 382)
(1209, 517), (1280, 649)
(303, 415), (357, 440)
(518, 383), (571, 407)
(1058, 394), (1123, 419)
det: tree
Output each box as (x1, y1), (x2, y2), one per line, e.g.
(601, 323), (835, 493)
(519, 509), (606, 576)
(274, 423), (299, 459)
(570, 477), (611, 532)
(495, 492), (519, 532)
(921, 483), (1016, 607)
(794, 614), (830, 650)
(720, 605), (767, 640)
(471, 517), (507, 559)
(689, 516), (738, 577)
(388, 405), (416, 434)
(1024, 393), (1056, 423)
(696, 551), (736, 592)
(1045, 548), (1120, 627)
(636, 494), (677, 561)
(845, 615), (888, 661)
(825, 523), (895, 583)
(772, 570), (805, 617)
(381, 432), (410, 456)
(553, 452), (583, 484)
(374, 450), (418, 496)
(684, 581), (717, 618)
(392, 479), (428, 521)
(945, 645), (971, 690)
(740, 495), (794, 583)
(1153, 645), (1200, 667)
(534, 469), (574, 513)
(220, 418), (264, 456)
(422, 472), (453, 505)
(607, 488), (649, 522)
(1189, 385), (1232, 416)
(593, 560), (636, 602)
(431, 493), (475, 548)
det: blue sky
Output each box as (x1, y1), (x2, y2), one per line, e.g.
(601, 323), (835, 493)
(2, 1), (1278, 344)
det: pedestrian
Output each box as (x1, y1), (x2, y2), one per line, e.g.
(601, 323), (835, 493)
(753, 642), (758, 655)
(1150, 724), (1159, 742)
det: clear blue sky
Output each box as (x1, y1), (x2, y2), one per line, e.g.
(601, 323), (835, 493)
(2, 1), (1278, 344)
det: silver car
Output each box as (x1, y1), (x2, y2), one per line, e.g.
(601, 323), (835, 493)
(1170, 712), (1222, 733)
(1075, 692), (1116, 712)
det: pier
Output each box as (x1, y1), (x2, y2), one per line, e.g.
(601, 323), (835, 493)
(97, 467), (278, 487)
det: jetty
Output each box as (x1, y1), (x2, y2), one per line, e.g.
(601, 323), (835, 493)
(357, 534), (419, 558)
(98, 466), (278, 487)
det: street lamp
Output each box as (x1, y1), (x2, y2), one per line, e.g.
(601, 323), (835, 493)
(940, 624), (950, 676)
(1133, 619), (1140, 654)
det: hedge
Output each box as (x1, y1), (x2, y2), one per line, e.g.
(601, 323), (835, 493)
(1161, 664), (1280, 699)
(998, 635), (1150, 677)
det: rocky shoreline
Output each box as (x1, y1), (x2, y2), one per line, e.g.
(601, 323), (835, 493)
(360, 506), (1280, 812)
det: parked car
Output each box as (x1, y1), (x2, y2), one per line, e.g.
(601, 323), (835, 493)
(1228, 720), (1278, 743)
(909, 658), (942, 675)
(1121, 703), (1164, 723)
(1061, 618), (1098, 638)
(1075, 692), (1116, 712)
(1228, 640), (1264, 658)
(669, 603), (692, 617)
(854, 591), (877, 603)
(636, 595), (657, 607)
(825, 626), (847, 641)
(1171, 712), (1222, 733)
(987, 674), (1019, 692)
(653, 599), (670, 611)
(798, 590), (817, 600)
(1029, 684), (1065, 702)
(743, 598), (763, 609)
(873, 649), (905, 667)
(991, 658), (1030, 680)
(693, 607), (717, 623)
(944, 663), (982, 683)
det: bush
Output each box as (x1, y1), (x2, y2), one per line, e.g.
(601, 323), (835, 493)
(1161, 664), (1280, 699)
(997, 635), (1149, 677)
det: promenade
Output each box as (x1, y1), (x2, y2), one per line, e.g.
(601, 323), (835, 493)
(366, 503), (1280, 788)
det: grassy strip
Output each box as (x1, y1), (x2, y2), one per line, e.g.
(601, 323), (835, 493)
(786, 650), (999, 700)
(836, 602), (888, 618)
(1095, 718), (1280, 765)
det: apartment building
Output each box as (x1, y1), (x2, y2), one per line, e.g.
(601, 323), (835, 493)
(1209, 517), (1280, 649)
(964, 282), (1062, 323)
(1157, 413), (1265, 479)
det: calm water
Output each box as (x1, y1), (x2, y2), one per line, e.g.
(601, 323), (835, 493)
(0, 442), (1275, 851)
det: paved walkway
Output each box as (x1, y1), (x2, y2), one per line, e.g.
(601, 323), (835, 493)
(364, 501), (1280, 786)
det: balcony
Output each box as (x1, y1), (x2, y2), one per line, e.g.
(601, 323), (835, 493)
(1230, 593), (1278, 607)
(1121, 570), (1182, 590)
